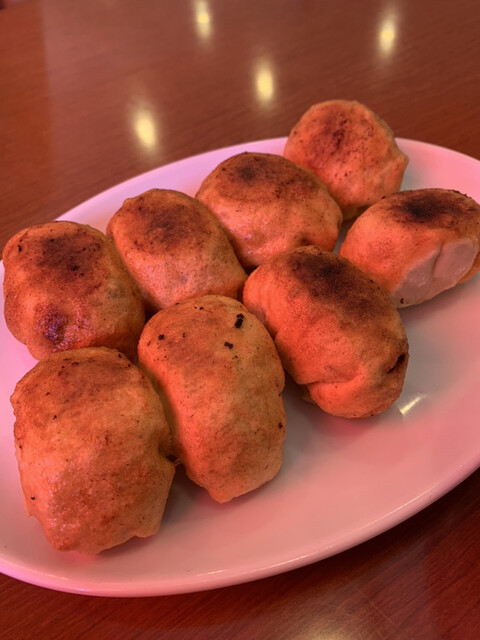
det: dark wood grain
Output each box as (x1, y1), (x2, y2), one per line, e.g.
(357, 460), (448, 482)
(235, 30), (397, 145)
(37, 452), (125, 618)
(0, 0), (479, 638)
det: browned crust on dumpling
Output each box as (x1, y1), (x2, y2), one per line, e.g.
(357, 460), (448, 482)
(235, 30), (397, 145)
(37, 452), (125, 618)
(339, 188), (480, 307)
(106, 189), (247, 311)
(196, 152), (342, 269)
(243, 246), (408, 418)
(284, 100), (408, 219)
(2, 221), (145, 361)
(138, 295), (286, 502)
(11, 347), (174, 554)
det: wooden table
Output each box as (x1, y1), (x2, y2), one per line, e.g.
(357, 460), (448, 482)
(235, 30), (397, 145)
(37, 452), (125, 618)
(1, 0), (479, 637)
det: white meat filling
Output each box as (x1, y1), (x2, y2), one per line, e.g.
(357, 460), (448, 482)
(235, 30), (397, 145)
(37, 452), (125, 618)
(392, 238), (478, 306)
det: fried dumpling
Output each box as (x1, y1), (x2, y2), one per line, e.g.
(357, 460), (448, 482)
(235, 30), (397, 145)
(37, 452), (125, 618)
(2, 220), (145, 361)
(106, 189), (247, 312)
(339, 188), (480, 307)
(243, 246), (408, 418)
(11, 347), (175, 555)
(196, 152), (342, 269)
(138, 295), (286, 502)
(284, 99), (408, 220)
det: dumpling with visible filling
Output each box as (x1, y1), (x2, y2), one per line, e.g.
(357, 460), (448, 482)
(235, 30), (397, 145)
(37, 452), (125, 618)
(339, 188), (480, 307)
(243, 246), (409, 419)
(196, 152), (342, 269)
(106, 189), (247, 312)
(138, 295), (286, 502)
(11, 347), (175, 555)
(284, 99), (408, 219)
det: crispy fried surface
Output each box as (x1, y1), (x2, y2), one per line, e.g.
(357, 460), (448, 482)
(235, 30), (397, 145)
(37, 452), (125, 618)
(138, 295), (286, 503)
(11, 347), (175, 555)
(339, 188), (480, 306)
(243, 246), (408, 418)
(106, 189), (247, 311)
(2, 221), (145, 361)
(284, 100), (408, 220)
(196, 152), (342, 269)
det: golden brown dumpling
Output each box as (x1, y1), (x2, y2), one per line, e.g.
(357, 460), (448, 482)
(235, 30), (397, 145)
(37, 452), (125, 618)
(284, 99), (408, 219)
(339, 188), (480, 307)
(243, 246), (408, 418)
(138, 295), (286, 503)
(2, 220), (145, 361)
(195, 152), (342, 269)
(106, 189), (247, 312)
(11, 347), (175, 555)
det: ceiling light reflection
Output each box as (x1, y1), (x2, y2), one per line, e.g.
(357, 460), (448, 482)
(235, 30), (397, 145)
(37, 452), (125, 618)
(255, 63), (275, 104)
(399, 393), (427, 417)
(194, 0), (212, 40)
(133, 109), (158, 151)
(379, 19), (396, 53)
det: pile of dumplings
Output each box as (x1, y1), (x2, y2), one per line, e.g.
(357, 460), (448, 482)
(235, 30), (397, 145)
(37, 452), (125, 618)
(3, 99), (480, 555)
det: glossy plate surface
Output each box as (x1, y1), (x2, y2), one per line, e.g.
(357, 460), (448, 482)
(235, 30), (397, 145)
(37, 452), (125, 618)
(0, 138), (479, 596)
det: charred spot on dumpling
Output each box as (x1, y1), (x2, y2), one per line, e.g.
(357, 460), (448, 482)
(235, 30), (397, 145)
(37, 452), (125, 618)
(234, 313), (244, 328)
(285, 247), (386, 323)
(38, 229), (103, 273)
(230, 153), (287, 189)
(320, 113), (350, 155)
(123, 192), (212, 252)
(288, 249), (344, 296)
(229, 152), (320, 198)
(236, 158), (260, 184)
(39, 308), (68, 347)
(390, 190), (463, 227)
